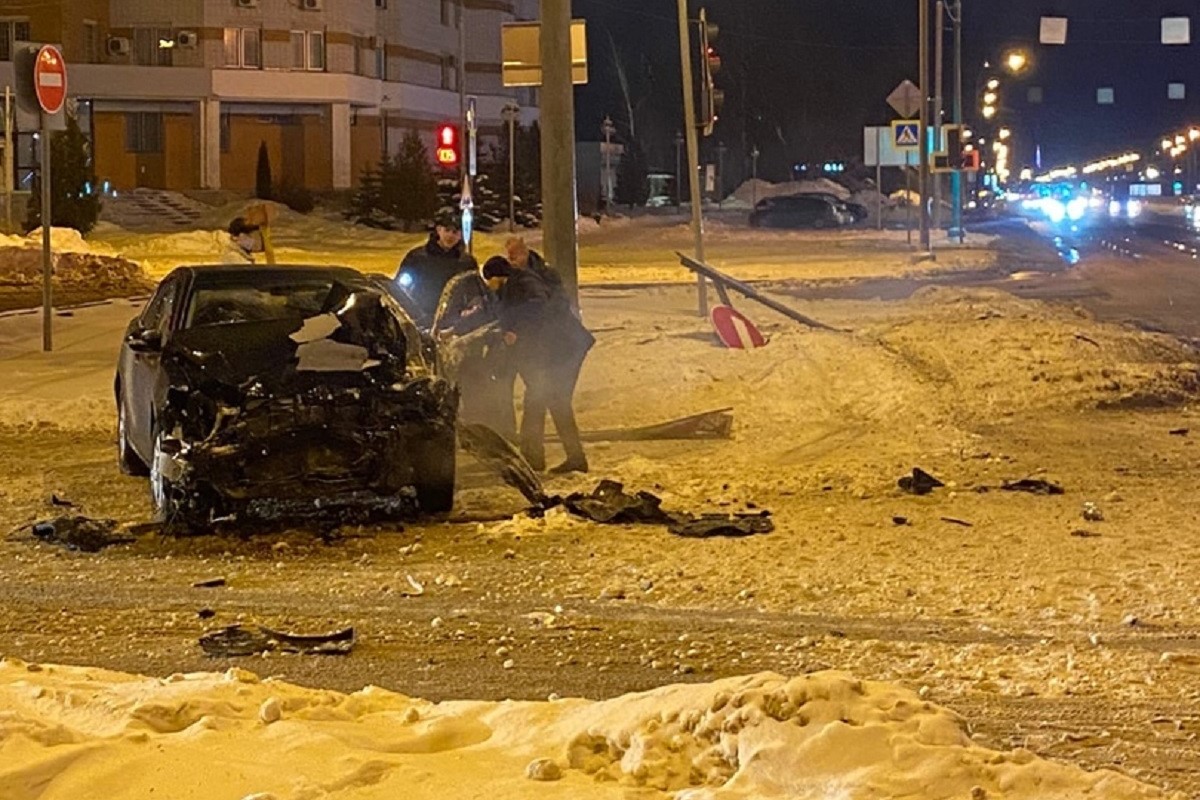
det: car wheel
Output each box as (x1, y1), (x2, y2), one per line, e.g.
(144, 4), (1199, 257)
(150, 429), (208, 533)
(813, 217), (829, 229)
(117, 395), (149, 476)
(412, 430), (457, 514)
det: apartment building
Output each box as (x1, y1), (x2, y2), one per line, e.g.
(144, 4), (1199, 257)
(0, 0), (537, 192)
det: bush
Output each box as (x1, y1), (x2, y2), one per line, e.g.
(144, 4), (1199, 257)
(275, 182), (315, 214)
(255, 142), (273, 201)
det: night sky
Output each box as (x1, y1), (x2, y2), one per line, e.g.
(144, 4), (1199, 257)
(572, 0), (1200, 182)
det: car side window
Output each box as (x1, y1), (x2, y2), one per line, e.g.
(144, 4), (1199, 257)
(140, 278), (179, 334)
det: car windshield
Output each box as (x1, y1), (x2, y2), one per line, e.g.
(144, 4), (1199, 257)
(186, 280), (340, 328)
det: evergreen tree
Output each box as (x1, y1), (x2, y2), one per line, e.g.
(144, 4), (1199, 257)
(346, 159), (388, 228)
(389, 130), (438, 230)
(25, 113), (101, 235)
(255, 142), (273, 201)
(614, 140), (650, 208)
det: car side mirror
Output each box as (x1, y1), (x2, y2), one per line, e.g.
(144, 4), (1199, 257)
(126, 328), (163, 353)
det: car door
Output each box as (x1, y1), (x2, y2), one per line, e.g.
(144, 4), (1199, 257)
(123, 275), (183, 456)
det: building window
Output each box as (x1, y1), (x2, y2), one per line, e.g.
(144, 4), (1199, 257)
(375, 0), (387, 7)
(219, 113), (231, 153)
(375, 39), (386, 79)
(126, 112), (163, 153)
(224, 28), (260, 68)
(83, 22), (100, 64)
(440, 0), (457, 27)
(441, 55), (457, 90)
(0, 19), (31, 61)
(133, 27), (172, 66)
(290, 30), (324, 71)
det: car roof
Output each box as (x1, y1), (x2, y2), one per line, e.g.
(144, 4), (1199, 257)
(170, 265), (367, 286)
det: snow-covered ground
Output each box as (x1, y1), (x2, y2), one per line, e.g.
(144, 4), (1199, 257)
(2, 216), (1200, 797)
(0, 660), (1173, 800)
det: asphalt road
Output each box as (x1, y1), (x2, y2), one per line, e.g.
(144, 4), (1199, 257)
(783, 209), (1200, 344)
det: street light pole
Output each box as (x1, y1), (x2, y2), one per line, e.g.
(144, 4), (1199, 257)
(502, 100), (519, 232)
(918, 0), (932, 250)
(716, 140), (727, 209)
(950, 0), (964, 243)
(933, 0), (944, 233)
(675, 130), (684, 208)
(750, 145), (759, 206)
(601, 115), (616, 213)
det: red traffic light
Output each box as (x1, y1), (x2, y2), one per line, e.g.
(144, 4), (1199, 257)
(436, 124), (459, 167)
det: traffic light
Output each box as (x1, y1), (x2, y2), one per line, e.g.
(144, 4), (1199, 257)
(435, 123), (459, 169)
(696, 8), (723, 137)
(940, 125), (980, 172)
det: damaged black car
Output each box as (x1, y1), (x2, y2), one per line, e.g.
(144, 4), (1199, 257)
(115, 265), (458, 530)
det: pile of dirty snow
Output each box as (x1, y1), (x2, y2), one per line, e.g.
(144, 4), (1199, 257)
(0, 227), (149, 294)
(729, 178), (851, 207)
(0, 659), (1173, 800)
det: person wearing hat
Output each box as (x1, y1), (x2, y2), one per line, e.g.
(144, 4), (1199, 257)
(482, 255), (594, 474)
(222, 216), (262, 264)
(394, 211), (478, 326)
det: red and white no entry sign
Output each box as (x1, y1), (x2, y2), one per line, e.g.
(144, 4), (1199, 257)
(33, 45), (66, 116)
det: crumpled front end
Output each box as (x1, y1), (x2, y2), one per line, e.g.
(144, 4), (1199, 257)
(155, 284), (459, 527)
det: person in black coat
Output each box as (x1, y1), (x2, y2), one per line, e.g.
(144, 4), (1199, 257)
(482, 255), (594, 473)
(394, 211), (478, 327)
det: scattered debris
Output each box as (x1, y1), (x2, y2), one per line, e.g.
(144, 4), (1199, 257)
(198, 608), (216, 619)
(459, 422), (548, 506)
(1070, 529), (1102, 539)
(199, 624), (355, 657)
(1000, 478), (1065, 495)
(1169, 428), (1190, 437)
(1073, 332), (1101, 348)
(29, 516), (133, 553)
(677, 252), (840, 331)
(1082, 502), (1105, 522)
(940, 517), (974, 527)
(668, 512), (774, 538)
(552, 407), (734, 443)
(564, 480), (672, 525)
(898, 468), (944, 496)
(192, 577), (227, 589)
(891, 516), (910, 526)
(525, 758), (563, 782)
(400, 574), (425, 597)
(50, 494), (75, 508)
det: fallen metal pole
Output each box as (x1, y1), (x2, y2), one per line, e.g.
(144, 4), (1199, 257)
(677, 252), (840, 331)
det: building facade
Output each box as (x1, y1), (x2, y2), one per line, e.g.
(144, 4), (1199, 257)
(0, 0), (537, 192)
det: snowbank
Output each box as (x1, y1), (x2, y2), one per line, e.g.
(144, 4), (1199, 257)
(0, 659), (1172, 800)
(0, 227), (117, 257)
(729, 178), (851, 206)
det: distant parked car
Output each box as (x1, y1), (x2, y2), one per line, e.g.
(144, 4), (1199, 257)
(803, 193), (870, 223)
(748, 195), (849, 229)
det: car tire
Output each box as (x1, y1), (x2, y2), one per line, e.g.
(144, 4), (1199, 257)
(150, 429), (209, 533)
(813, 218), (829, 229)
(117, 395), (149, 476)
(412, 430), (457, 514)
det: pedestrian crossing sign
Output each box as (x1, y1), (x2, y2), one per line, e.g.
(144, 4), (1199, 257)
(892, 120), (920, 150)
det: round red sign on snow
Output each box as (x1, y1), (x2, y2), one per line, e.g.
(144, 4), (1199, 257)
(33, 45), (67, 116)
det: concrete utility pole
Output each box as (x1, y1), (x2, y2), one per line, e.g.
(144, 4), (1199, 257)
(502, 100), (519, 232)
(677, 0), (708, 316)
(539, 0), (579, 303)
(917, 0), (931, 250)
(950, 0), (965, 243)
(933, 0), (944, 232)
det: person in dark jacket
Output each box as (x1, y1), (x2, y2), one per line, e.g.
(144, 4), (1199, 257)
(482, 255), (594, 474)
(394, 211), (478, 327)
(505, 236), (563, 295)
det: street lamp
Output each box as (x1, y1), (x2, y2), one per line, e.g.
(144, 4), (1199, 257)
(1003, 50), (1028, 74)
(986, 78), (1000, 91)
(601, 115), (616, 213)
(998, 127), (1011, 140)
(501, 100), (520, 232)
(982, 105), (996, 120)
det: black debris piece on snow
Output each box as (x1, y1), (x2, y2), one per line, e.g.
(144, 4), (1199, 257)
(1001, 478), (1065, 495)
(199, 624), (355, 657)
(30, 516), (134, 553)
(1169, 428), (1190, 437)
(898, 467), (944, 495)
(458, 422), (548, 506)
(192, 577), (227, 588)
(668, 512), (775, 538)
